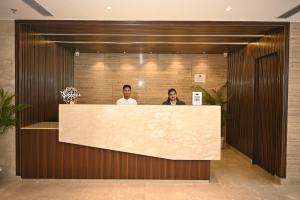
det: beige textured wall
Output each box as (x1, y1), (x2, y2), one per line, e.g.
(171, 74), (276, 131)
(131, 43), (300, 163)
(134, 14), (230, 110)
(74, 53), (227, 105)
(0, 20), (15, 180)
(287, 22), (300, 183)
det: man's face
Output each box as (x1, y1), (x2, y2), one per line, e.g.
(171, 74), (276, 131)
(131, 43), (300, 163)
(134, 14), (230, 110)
(168, 91), (177, 101)
(123, 87), (131, 99)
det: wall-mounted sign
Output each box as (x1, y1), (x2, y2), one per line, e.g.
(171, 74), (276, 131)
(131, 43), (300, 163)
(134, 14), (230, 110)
(194, 74), (206, 83)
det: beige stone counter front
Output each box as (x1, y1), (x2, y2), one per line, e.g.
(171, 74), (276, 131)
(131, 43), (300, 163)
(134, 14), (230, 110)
(59, 104), (221, 160)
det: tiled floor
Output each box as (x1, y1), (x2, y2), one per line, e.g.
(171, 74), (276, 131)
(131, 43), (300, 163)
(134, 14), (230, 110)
(0, 147), (299, 200)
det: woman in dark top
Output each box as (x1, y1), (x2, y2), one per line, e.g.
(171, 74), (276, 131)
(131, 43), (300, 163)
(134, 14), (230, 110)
(162, 88), (186, 105)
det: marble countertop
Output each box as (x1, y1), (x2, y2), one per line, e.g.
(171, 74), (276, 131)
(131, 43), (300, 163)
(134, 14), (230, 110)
(21, 122), (58, 129)
(59, 104), (221, 160)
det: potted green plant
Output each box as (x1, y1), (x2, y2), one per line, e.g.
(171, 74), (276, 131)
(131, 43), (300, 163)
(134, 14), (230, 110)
(192, 82), (231, 147)
(0, 88), (29, 134)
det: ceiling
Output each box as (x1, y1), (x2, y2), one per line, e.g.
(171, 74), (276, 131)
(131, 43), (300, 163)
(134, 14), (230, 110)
(19, 21), (287, 54)
(8, 0), (294, 54)
(1, 0), (300, 21)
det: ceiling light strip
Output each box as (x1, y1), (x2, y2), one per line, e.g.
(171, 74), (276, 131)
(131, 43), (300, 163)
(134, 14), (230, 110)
(53, 41), (248, 45)
(38, 33), (263, 37)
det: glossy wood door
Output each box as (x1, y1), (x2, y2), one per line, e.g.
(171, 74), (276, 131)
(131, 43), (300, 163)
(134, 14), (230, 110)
(253, 53), (282, 175)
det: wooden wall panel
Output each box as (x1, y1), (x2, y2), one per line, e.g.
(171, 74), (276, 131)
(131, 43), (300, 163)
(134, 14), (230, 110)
(16, 24), (74, 126)
(253, 53), (282, 175)
(74, 54), (227, 105)
(227, 27), (288, 178)
(15, 23), (74, 175)
(287, 22), (300, 182)
(20, 129), (210, 180)
(20, 20), (287, 54)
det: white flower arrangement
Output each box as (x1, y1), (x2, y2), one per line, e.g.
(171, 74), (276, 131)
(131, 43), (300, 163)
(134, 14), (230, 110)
(60, 87), (81, 104)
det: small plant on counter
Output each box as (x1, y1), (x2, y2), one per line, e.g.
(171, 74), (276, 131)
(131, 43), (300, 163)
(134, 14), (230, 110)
(192, 82), (231, 128)
(0, 88), (29, 134)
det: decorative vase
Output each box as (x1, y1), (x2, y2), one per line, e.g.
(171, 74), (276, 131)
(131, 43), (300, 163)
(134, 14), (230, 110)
(60, 87), (80, 104)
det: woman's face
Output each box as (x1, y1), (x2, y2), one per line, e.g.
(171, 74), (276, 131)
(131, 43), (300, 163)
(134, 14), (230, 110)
(168, 91), (177, 101)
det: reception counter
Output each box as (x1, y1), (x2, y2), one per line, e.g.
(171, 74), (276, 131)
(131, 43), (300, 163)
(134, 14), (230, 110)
(20, 105), (221, 180)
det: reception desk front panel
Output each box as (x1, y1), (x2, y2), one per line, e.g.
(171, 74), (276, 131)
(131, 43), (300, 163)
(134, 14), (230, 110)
(20, 127), (210, 179)
(59, 105), (221, 161)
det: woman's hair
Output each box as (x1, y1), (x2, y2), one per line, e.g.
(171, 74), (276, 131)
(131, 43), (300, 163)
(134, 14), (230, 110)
(168, 88), (177, 94)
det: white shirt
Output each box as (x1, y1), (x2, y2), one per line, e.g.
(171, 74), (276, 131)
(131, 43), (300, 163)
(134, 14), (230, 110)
(116, 97), (137, 105)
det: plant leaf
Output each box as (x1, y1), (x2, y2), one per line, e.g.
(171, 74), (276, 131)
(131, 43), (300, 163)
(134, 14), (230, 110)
(0, 88), (30, 134)
(191, 82), (230, 128)
(192, 85), (216, 105)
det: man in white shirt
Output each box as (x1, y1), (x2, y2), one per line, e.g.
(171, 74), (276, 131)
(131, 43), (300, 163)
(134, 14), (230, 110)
(116, 84), (137, 105)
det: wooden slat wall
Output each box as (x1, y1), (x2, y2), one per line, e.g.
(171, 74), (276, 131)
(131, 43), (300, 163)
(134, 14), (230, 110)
(227, 27), (289, 178)
(287, 22), (300, 182)
(74, 54), (227, 105)
(253, 53), (282, 176)
(21, 20), (287, 54)
(15, 23), (74, 175)
(20, 129), (210, 180)
(17, 24), (74, 125)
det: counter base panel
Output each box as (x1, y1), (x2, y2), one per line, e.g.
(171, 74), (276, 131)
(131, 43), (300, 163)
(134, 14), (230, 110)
(21, 129), (210, 180)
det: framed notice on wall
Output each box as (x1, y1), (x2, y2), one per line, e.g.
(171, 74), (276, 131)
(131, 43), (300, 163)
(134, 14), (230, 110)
(194, 74), (206, 83)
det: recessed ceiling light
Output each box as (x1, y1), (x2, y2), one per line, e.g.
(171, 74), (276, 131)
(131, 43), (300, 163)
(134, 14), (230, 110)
(106, 6), (112, 10)
(226, 6), (232, 11)
(139, 53), (144, 65)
